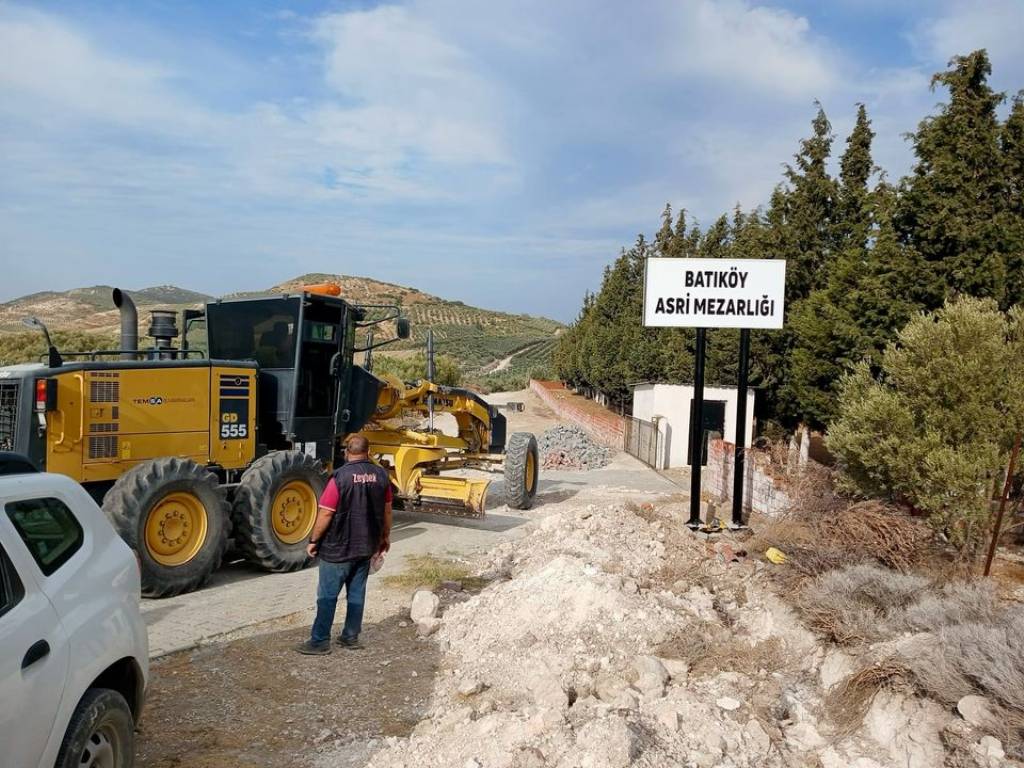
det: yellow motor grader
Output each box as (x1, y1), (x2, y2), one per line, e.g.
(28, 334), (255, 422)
(0, 285), (538, 596)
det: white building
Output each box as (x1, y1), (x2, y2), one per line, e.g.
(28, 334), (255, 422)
(631, 383), (755, 469)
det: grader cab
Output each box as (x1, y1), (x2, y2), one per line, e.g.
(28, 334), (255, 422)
(0, 286), (538, 597)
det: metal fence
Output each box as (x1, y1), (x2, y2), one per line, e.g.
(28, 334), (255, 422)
(624, 416), (662, 469)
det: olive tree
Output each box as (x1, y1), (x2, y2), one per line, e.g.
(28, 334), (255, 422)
(828, 298), (1024, 556)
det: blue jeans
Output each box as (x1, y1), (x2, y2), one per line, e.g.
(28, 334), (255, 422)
(310, 558), (371, 645)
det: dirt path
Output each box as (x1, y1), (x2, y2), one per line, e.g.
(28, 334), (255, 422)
(484, 341), (544, 373)
(136, 608), (445, 768)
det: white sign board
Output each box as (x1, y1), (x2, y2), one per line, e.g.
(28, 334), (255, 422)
(643, 258), (787, 329)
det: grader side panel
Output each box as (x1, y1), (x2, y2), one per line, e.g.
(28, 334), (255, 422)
(43, 363), (257, 484)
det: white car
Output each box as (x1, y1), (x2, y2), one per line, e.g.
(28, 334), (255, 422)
(0, 453), (148, 768)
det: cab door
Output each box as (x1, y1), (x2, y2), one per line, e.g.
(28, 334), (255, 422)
(0, 539), (68, 768)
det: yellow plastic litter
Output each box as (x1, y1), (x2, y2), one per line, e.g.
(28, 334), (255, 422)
(765, 547), (788, 564)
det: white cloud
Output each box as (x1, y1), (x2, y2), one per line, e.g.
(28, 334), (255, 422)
(0, 8), (212, 135)
(311, 6), (508, 165)
(659, 0), (838, 98)
(912, 0), (1024, 86)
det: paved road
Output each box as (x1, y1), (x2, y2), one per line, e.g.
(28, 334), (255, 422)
(142, 391), (679, 657)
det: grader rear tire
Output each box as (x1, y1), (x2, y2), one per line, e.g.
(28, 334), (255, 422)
(232, 450), (327, 572)
(504, 432), (539, 510)
(103, 457), (230, 598)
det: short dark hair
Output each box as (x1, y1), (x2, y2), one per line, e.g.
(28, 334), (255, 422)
(346, 434), (370, 454)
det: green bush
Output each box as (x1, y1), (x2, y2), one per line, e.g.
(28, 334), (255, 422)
(0, 331), (119, 365)
(372, 353), (461, 387)
(828, 298), (1024, 556)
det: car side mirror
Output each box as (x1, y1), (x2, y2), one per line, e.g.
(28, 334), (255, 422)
(396, 318), (411, 340)
(329, 352), (343, 378)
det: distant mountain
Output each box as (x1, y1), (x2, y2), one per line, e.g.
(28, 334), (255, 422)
(0, 275), (562, 373)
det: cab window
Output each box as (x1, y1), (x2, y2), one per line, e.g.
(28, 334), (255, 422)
(206, 298), (300, 369)
(0, 543), (25, 618)
(5, 497), (84, 576)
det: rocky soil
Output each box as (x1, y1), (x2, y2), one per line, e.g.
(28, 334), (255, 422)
(317, 498), (1017, 768)
(538, 425), (612, 471)
(136, 612), (441, 768)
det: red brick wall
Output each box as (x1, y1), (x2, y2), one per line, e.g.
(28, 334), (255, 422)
(529, 380), (625, 450)
(704, 438), (791, 517)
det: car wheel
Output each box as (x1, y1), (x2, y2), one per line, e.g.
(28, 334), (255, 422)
(55, 688), (135, 768)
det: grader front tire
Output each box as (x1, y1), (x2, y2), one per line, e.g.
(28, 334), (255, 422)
(232, 450), (327, 572)
(103, 457), (230, 598)
(504, 432), (539, 510)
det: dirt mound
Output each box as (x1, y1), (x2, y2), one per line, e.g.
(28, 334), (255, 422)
(317, 499), (996, 767)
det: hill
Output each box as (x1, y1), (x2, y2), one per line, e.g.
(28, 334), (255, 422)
(0, 285), (215, 334)
(0, 275), (562, 376)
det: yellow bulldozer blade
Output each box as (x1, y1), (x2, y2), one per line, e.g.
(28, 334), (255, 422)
(406, 475), (490, 518)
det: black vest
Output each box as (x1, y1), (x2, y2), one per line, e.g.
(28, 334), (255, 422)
(318, 460), (390, 563)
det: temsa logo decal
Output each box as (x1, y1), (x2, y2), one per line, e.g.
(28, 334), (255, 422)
(132, 396), (164, 405)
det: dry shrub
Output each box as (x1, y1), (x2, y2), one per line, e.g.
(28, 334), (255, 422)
(785, 460), (843, 518)
(827, 658), (910, 737)
(820, 501), (934, 572)
(910, 612), (1024, 712)
(881, 604), (1024, 758)
(795, 564), (929, 644)
(796, 591), (886, 645)
(896, 581), (1001, 633)
(898, 614), (1024, 759)
(655, 620), (721, 669)
(752, 496), (935, 585)
(656, 624), (789, 679)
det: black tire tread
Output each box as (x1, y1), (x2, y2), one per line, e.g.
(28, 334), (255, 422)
(103, 456), (229, 598)
(504, 432), (539, 510)
(232, 450), (327, 573)
(55, 688), (134, 768)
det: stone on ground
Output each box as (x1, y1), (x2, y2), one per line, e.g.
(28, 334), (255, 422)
(410, 590), (440, 622)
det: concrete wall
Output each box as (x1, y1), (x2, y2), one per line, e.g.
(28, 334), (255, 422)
(704, 437), (791, 518)
(530, 380), (625, 449)
(631, 384), (755, 469)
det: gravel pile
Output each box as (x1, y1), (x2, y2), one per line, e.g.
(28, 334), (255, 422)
(317, 499), (983, 768)
(538, 425), (612, 471)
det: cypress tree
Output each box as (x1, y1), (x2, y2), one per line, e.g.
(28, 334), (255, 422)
(788, 181), (922, 426)
(654, 204), (675, 256)
(672, 209), (702, 257)
(898, 50), (1009, 306)
(836, 104), (875, 250)
(782, 104), (839, 303)
(1003, 93), (1024, 307)
(700, 214), (731, 259)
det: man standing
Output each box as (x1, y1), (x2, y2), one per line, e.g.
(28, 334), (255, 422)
(297, 434), (392, 654)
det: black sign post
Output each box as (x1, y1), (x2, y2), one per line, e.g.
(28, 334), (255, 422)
(643, 257), (785, 534)
(731, 328), (750, 528)
(687, 327), (707, 529)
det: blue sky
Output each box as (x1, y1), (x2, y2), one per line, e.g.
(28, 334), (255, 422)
(1, 1), (1022, 321)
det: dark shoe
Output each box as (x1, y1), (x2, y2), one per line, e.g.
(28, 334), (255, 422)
(337, 636), (364, 649)
(296, 639), (331, 655)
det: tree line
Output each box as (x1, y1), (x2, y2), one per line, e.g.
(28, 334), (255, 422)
(553, 50), (1024, 431)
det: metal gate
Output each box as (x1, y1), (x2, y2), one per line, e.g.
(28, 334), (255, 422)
(624, 416), (662, 469)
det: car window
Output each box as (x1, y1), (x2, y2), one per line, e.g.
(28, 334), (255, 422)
(0, 543), (25, 618)
(5, 497), (84, 576)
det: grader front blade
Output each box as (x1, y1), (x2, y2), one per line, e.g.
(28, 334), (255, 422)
(408, 475), (491, 517)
